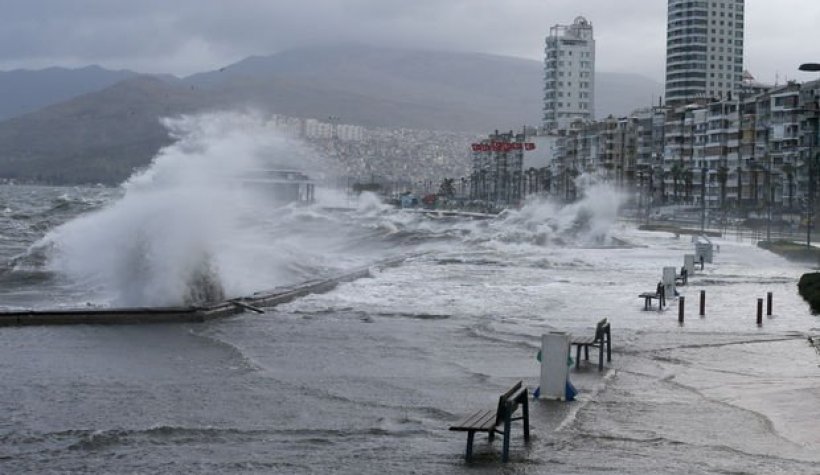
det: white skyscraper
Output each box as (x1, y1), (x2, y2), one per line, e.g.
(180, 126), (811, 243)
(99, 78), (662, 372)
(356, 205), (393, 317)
(543, 16), (595, 131)
(665, 0), (745, 105)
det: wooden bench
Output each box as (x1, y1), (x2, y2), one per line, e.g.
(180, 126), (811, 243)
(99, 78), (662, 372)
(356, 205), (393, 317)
(639, 284), (666, 310)
(570, 318), (611, 371)
(449, 381), (530, 462)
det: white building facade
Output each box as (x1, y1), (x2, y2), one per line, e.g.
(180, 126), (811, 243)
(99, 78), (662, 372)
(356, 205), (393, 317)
(665, 0), (745, 105)
(543, 16), (595, 131)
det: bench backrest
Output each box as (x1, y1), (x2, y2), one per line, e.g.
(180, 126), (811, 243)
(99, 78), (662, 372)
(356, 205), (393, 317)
(494, 381), (527, 427)
(593, 318), (610, 343)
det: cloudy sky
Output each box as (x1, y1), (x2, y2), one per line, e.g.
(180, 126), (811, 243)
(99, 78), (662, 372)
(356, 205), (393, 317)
(1, 0), (819, 84)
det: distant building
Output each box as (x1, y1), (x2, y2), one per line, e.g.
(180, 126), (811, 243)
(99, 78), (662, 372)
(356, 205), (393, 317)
(300, 118), (364, 141)
(543, 16), (595, 131)
(335, 123), (365, 141)
(303, 118), (334, 139)
(665, 0), (745, 105)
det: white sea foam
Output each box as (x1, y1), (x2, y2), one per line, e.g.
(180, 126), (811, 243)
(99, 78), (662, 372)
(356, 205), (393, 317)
(467, 176), (627, 247)
(39, 111), (335, 307)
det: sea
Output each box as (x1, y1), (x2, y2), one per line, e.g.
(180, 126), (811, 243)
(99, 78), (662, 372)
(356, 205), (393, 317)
(2, 114), (820, 474)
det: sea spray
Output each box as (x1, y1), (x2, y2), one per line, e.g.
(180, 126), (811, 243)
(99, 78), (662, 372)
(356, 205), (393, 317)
(39, 111), (332, 307)
(473, 176), (627, 247)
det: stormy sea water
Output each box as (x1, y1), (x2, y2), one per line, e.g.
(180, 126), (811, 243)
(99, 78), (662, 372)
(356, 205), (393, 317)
(3, 119), (820, 474)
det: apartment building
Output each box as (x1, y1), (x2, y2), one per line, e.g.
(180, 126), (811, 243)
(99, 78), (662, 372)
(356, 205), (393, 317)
(543, 16), (596, 131)
(665, 0), (745, 105)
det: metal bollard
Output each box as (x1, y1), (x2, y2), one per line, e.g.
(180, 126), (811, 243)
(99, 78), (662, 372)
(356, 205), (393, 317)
(699, 290), (705, 317)
(757, 298), (763, 326)
(767, 292), (773, 316)
(679, 296), (685, 324)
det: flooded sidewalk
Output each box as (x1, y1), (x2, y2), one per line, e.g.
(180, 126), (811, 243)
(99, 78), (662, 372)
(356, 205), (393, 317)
(524, 330), (820, 474)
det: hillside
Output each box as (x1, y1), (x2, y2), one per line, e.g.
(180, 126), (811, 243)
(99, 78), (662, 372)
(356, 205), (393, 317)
(0, 76), (204, 184)
(0, 45), (663, 185)
(188, 45), (663, 125)
(0, 65), (138, 120)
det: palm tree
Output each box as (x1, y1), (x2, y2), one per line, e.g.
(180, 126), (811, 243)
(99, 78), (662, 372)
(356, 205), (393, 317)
(717, 165), (729, 210)
(544, 168), (552, 194)
(684, 168), (694, 205)
(526, 167), (536, 195)
(736, 165), (743, 210)
(782, 163), (795, 210)
(671, 162), (684, 203)
(751, 164), (760, 206)
(438, 178), (455, 198)
(656, 167), (668, 204)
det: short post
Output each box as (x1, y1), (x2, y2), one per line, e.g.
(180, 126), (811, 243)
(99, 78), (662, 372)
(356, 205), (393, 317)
(678, 296), (685, 324)
(757, 298), (763, 326)
(767, 291), (773, 316)
(699, 290), (705, 317)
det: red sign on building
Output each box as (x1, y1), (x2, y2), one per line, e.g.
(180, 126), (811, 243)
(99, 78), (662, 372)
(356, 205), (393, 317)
(471, 142), (536, 152)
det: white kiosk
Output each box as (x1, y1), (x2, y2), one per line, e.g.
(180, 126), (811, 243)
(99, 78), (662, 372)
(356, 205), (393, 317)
(663, 266), (677, 300)
(684, 254), (696, 275)
(694, 236), (713, 264)
(539, 332), (570, 400)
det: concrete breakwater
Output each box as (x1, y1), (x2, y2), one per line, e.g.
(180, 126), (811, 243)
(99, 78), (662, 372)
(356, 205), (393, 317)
(0, 255), (416, 326)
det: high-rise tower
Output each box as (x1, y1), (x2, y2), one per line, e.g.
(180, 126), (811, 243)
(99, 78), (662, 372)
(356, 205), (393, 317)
(665, 0), (745, 105)
(543, 16), (595, 131)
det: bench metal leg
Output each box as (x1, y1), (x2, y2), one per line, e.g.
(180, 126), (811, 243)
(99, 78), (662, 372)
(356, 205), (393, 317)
(607, 333), (612, 362)
(575, 345), (581, 369)
(465, 431), (475, 461)
(584, 345), (589, 360)
(502, 416), (511, 463)
(522, 397), (530, 441)
(598, 344), (604, 371)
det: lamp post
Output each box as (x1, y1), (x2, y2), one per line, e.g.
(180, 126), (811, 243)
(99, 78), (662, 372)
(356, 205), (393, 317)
(701, 166), (707, 234)
(799, 62), (820, 247)
(766, 163), (772, 243)
(809, 162), (814, 248)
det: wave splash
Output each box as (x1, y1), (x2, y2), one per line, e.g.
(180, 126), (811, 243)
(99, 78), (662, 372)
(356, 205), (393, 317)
(363, 175), (627, 248)
(37, 112), (327, 307)
(495, 175), (626, 246)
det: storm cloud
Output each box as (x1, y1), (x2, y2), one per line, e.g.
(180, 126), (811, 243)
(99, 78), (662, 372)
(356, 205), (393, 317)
(1, 0), (818, 83)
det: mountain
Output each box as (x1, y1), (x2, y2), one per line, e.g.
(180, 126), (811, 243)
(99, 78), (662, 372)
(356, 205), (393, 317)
(187, 44), (664, 125)
(0, 76), (203, 184)
(0, 65), (139, 120)
(0, 45), (663, 185)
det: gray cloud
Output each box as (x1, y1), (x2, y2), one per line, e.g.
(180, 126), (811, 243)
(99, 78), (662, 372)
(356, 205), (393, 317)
(0, 0), (817, 84)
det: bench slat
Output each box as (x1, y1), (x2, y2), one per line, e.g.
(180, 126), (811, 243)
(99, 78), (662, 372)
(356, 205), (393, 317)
(571, 336), (595, 345)
(450, 409), (497, 431)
